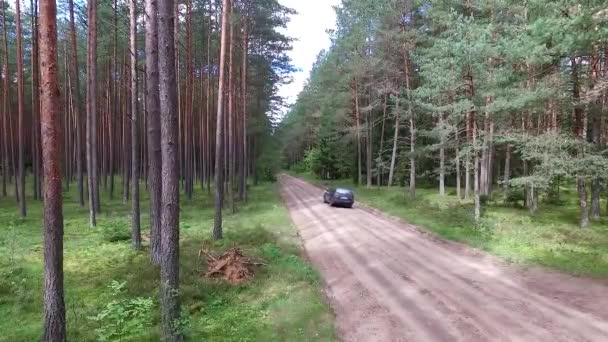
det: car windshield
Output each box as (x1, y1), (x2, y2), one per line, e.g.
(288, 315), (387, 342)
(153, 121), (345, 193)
(335, 189), (352, 195)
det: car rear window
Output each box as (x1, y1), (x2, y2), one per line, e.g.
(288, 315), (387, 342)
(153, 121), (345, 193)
(336, 189), (351, 195)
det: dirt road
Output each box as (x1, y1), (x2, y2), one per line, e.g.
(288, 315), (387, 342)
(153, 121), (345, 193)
(280, 175), (608, 342)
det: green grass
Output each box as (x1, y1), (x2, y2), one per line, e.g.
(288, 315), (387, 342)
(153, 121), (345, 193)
(294, 171), (608, 278)
(0, 178), (334, 341)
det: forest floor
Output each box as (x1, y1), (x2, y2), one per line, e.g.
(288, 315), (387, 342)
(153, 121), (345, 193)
(0, 179), (334, 341)
(280, 174), (608, 341)
(293, 172), (608, 278)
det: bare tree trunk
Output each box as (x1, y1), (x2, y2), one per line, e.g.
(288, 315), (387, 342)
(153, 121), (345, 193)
(456, 138), (461, 199)
(109, 0), (118, 200)
(227, 3), (235, 212)
(377, 92), (387, 186)
(31, 0), (41, 201)
(405, 52), (416, 199)
(439, 146), (445, 196)
(388, 96), (399, 186)
(572, 57), (589, 228)
(158, 0), (182, 338)
(239, 9), (249, 201)
(39, 0), (66, 338)
(503, 144), (511, 191)
(579, 178), (589, 228)
(130, 0), (141, 249)
(214, 0), (231, 241)
(438, 115), (445, 196)
(16, 0), (26, 217)
(86, 0), (98, 227)
(366, 99), (373, 188)
(473, 120), (481, 223)
(1, 0), (9, 198)
(354, 80), (362, 185)
(68, 0), (84, 206)
(145, 0), (162, 264)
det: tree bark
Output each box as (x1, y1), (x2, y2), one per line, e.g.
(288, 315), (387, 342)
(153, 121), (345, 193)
(571, 57), (589, 228)
(86, 0), (98, 227)
(503, 144), (511, 192)
(473, 120), (481, 223)
(227, 2), (235, 212)
(1, 0), (9, 199)
(388, 95), (399, 187)
(354, 81), (362, 186)
(455, 138), (461, 199)
(405, 51), (416, 199)
(16, 0), (26, 217)
(214, 0), (231, 241)
(239, 10), (249, 201)
(39, 0), (67, 338)
(377, 92), (387, 186)
(145, 0), (162, 263)
(158, 0), (182, 338)
(31, 0), (41, 201)
(130, 0), (141, 249)
(366, 96), (373, 188)
(439, 115), (445, 196)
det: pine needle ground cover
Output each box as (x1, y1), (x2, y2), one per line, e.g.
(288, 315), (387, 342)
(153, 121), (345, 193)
(0, 180), (334, 341)
(295, 172), (608, 278)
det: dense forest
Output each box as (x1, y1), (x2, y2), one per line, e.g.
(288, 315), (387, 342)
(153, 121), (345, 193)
(0, 0), (297, 340)
(279, 0), (608, 228)
(3, 0), (608, 340)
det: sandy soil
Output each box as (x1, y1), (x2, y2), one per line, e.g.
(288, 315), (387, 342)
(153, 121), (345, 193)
(279, 175), (608, 342)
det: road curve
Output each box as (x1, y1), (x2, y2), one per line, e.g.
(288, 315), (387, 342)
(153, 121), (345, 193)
(279, 175), (608, 342)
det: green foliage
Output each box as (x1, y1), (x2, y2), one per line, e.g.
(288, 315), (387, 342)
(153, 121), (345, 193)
(100, 218), (131, 243)
(88, 281), (156, 341)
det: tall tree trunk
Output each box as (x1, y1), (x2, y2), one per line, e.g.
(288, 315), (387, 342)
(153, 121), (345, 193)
(439, 115), (445, 196)
(145, 0), (162, 264)
(109, 0), (118, 200)
(572, 57), (589, 228)
(1, 0), (9, 199)
(239, 10), (249, 201)
(366, 99), (373, 188)
(158, 0), (182, 338)
(16, 0), (26, 217)
(388, 95), (399, 186)
(68, 0), (84, 206)
(377, 92), (387, 186)
(503, 144), (511, 192)
(405, 51), (416, 199)
(354, 80), (362, 185)
(227, 2), (235, 212)
(456, 138), (461, 199)
(130, 0), (141, 249)
(473, 119), (481, 223)
(87, 0), (98, 227)
(214, 0), (230, 241)
(31, 0), (41, 201)
(39, 0), (67, 338)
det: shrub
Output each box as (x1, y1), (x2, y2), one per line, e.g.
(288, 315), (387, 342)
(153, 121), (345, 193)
(101, 219), (130, 243)
(89, 281), (156, 341)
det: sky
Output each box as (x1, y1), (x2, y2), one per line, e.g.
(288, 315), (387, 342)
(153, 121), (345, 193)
(278, 0), (341, 111)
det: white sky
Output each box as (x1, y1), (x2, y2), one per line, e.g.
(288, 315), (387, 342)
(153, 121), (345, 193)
(278, 0), (340, 110)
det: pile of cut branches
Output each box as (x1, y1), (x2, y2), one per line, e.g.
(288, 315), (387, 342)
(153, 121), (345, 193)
(199, 247), (265, 284)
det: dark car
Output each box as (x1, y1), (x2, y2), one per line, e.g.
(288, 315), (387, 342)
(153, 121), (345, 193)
(323, 188), (355, 208)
